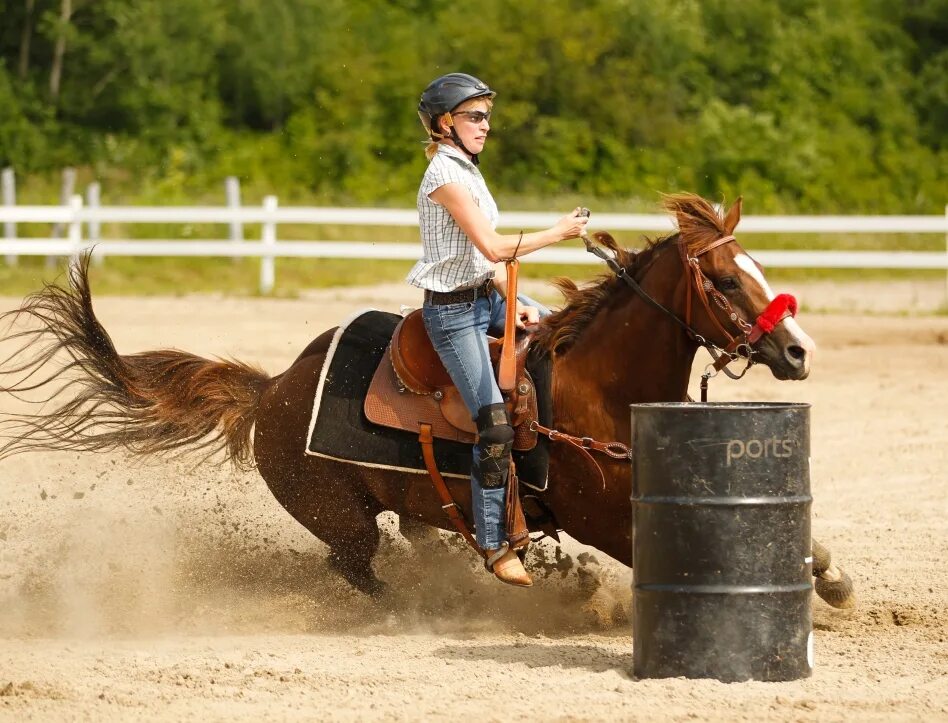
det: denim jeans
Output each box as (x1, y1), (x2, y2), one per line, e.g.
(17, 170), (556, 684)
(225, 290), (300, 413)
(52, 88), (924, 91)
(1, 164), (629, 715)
(422, 289), (550, 549)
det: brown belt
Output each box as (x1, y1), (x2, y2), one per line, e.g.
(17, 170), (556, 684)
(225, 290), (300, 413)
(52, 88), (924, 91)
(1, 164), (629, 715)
(424, 280), (493, 306)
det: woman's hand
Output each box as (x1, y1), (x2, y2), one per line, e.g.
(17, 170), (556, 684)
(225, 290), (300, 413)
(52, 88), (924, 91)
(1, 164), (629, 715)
(553, 207), (590, 241)
(516, 302), (540, 329)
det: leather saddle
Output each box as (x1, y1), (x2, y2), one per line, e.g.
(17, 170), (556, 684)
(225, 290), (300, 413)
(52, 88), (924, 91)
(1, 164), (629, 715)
(364, 309), (539, 450)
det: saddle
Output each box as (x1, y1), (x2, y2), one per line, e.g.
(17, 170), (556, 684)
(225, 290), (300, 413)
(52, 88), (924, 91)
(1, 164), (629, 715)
(363, 309), (539, 451)
(363, 259), (541, 560)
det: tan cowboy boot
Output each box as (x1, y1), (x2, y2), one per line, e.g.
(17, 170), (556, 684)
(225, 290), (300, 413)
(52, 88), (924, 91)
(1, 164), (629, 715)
(486, 544), (533, 587)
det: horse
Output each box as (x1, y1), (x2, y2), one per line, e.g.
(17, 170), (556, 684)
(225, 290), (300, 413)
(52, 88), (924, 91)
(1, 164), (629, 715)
(0, 193), (854, 609)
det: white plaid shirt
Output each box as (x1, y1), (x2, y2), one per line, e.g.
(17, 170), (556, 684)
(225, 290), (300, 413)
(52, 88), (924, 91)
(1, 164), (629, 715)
(406, 143), (499, 292)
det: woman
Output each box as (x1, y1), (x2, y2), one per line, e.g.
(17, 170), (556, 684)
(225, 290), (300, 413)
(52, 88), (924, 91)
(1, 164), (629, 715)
(408, 72), (588, 587)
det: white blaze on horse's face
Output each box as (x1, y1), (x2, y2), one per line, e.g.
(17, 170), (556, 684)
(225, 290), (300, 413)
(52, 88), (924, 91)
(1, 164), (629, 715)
(734, 253), (775, 301)
(734, 252), (816, 377)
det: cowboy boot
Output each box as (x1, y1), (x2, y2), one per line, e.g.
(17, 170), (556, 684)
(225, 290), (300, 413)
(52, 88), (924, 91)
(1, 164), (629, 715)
(486, 543), (533, 587)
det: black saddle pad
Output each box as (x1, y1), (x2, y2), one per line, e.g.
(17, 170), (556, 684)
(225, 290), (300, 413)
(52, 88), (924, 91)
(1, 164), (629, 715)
(304, 309), (551, 489)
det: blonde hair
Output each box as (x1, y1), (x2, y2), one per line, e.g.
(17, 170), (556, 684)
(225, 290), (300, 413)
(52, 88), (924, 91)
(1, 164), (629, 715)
(423, 97), (494, 160)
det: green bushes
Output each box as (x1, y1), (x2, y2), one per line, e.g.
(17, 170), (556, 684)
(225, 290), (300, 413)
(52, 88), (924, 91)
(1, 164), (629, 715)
(0, 0), (944, 211)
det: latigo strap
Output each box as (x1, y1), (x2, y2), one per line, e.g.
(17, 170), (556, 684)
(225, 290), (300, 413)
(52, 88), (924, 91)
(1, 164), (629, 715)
(498, 258), (519, 393)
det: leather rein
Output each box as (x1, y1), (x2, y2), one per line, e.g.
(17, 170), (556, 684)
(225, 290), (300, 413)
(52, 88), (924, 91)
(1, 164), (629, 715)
(582, 232), (798, 390)
(530, 231), (799, 486)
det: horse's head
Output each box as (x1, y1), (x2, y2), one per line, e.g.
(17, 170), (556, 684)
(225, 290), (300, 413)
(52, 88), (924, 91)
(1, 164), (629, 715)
(580, 193), (816, 379)
(660, 194), (815, 380)
(537, 193), (814, 383)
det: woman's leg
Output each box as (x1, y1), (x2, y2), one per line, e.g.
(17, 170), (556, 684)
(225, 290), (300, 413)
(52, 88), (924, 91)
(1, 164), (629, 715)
(422, 298), (509, 550)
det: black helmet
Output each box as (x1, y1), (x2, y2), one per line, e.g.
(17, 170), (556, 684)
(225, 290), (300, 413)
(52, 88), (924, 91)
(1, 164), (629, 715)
(418, 73), (495, 119)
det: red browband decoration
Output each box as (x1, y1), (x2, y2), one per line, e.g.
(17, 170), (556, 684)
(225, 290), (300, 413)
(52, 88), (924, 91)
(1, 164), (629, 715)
(748, 293), (798, 343)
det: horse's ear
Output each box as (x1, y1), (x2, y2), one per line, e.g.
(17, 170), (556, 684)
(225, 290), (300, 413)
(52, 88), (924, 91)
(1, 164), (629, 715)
(723, 196), (743, 235)
(593, 231), (618, 251)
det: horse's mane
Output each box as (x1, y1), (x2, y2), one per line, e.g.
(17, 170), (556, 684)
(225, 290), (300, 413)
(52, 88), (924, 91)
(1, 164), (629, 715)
(533, 193), (729, 356)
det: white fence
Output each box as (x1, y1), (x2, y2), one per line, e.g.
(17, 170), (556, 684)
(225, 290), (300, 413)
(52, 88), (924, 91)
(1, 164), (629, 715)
(1, 195), (946, 294)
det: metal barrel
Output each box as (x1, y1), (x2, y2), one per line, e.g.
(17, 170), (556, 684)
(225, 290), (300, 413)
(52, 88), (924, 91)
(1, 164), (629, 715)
(631, 402), (813, 682)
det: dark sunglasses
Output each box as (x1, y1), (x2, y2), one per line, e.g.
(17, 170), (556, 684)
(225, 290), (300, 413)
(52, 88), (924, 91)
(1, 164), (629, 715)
(454, 110), (492, 124)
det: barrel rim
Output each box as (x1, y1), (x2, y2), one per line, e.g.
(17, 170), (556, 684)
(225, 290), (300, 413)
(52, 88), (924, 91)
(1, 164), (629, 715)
(630, 401), (811, 411)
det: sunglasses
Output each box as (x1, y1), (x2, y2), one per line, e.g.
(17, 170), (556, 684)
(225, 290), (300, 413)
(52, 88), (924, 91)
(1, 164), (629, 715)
(454, 110), (492, 124)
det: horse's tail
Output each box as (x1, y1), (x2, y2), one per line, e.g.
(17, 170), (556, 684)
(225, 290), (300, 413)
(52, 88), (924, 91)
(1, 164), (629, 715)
(0, 255), (272, 468)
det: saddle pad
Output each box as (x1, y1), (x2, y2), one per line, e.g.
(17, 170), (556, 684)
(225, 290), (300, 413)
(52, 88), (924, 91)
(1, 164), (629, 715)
(304, 309), (550, 488)
(305, 309), (474, 479)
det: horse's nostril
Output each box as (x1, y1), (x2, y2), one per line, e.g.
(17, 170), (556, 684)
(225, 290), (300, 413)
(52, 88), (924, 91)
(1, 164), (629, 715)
(787, 345), (806, 362)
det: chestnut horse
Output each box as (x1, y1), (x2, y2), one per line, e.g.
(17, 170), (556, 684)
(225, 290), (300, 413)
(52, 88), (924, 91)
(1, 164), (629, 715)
(0, 194), (853, 607)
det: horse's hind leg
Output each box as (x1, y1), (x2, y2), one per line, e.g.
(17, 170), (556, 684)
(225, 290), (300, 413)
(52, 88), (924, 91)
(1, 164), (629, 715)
(259, 454), (388, 597)
(288, 485), (387, 597)
(325, 516), (387, 598)
(254, 349), (389, 597)
(304, 471), (388, 597)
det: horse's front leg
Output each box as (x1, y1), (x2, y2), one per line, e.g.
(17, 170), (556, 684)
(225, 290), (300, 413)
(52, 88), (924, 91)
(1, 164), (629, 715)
(812, 538), (856, 609)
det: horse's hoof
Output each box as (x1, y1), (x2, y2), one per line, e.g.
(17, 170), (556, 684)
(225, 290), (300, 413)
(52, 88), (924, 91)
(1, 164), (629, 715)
(811, 539), (831, 577)
(815, 564), (856, 609)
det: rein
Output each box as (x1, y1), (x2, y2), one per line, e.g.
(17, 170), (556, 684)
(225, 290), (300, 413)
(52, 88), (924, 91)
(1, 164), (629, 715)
(582, 231), (797, 398)
(529, 421), (631, 491)
(492, 224), (800, 495)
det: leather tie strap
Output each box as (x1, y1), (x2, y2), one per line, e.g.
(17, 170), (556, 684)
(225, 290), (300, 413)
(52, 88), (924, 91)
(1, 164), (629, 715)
(530, 422), (632, 460)
(498, 258), (519, 392)
(530, 422), (632, 491)
(419, 423), (484, 557)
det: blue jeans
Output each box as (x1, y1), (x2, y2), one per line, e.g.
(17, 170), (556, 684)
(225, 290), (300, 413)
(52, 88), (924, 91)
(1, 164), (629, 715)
(422, 289), (551, 549)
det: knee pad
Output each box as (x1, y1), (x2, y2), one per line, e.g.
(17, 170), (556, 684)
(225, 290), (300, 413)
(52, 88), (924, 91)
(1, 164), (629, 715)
(474, 403), (514, 489)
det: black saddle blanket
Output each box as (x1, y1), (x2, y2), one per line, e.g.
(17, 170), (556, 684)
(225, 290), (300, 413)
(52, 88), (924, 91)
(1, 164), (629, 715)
(304, 309), (549, 487)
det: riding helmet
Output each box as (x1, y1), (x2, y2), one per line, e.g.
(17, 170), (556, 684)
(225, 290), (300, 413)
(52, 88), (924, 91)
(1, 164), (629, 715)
(418, 73), (495, 121)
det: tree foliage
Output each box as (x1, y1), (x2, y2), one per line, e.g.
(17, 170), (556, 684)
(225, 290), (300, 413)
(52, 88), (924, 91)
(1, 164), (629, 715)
(0, 0), (944, 210)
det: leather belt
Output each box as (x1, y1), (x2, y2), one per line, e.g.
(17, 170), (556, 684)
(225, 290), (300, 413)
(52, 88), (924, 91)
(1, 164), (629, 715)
(424, 279), (493, 306)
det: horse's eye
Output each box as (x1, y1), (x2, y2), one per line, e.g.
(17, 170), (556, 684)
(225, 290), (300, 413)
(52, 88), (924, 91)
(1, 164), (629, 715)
(718, 277), (740, 292)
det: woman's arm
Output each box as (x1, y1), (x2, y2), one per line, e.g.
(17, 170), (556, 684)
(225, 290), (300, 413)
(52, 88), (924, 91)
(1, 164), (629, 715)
(429, 184), (588, 262)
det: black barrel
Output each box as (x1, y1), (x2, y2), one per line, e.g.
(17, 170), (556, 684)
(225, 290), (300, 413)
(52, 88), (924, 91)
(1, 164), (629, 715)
(631, 402), (813, 682)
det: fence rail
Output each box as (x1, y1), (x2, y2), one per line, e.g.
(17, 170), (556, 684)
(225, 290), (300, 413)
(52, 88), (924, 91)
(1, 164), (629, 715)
(1, 196), (946, 293)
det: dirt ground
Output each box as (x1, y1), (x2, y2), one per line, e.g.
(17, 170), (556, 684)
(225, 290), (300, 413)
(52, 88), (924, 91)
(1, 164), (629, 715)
(0, 277), (946, 721)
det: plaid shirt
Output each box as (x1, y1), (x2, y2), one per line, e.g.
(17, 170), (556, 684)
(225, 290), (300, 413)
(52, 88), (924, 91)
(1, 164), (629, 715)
(406, 143), (499, 292)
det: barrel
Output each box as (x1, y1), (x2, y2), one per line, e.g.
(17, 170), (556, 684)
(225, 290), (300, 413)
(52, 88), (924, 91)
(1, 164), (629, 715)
(630, 402), (813, 682)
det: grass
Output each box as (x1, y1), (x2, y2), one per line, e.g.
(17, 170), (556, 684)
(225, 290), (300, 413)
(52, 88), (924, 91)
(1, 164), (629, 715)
(0, 254), (944, 300)
(0, 256), (417, 298)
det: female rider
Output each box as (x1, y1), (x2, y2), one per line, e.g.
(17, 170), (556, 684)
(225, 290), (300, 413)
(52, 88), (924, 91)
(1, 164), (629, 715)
(408, 73), (588, 587)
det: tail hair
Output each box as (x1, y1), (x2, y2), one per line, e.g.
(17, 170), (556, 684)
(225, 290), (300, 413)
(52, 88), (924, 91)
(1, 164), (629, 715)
(0, 255), (271, 468)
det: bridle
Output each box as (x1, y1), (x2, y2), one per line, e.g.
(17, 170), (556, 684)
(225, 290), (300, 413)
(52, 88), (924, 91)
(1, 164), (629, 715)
(582, 231), (798, 397)
(525, 226), (800, 491)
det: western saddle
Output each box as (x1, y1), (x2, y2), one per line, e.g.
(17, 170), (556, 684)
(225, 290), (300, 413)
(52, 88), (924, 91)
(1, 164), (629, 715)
(363, 260), (535, 557)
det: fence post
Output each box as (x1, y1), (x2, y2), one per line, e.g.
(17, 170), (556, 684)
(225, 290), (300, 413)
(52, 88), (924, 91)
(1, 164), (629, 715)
(2, 168), (16, 266)
(49, 167), (76, 268)
(86, 181), (103, 267)
(260, 195), (277, 294)
(0, 168), (19, 266)
(67, 194), (83, 274)
(226, 176), (243, 265)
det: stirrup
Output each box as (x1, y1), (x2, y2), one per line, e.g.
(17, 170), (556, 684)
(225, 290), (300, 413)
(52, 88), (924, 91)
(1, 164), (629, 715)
(484, 541), (510, 572)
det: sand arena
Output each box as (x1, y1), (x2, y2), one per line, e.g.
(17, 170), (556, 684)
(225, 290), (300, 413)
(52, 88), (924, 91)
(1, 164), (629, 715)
(0, 278), (945, 721)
